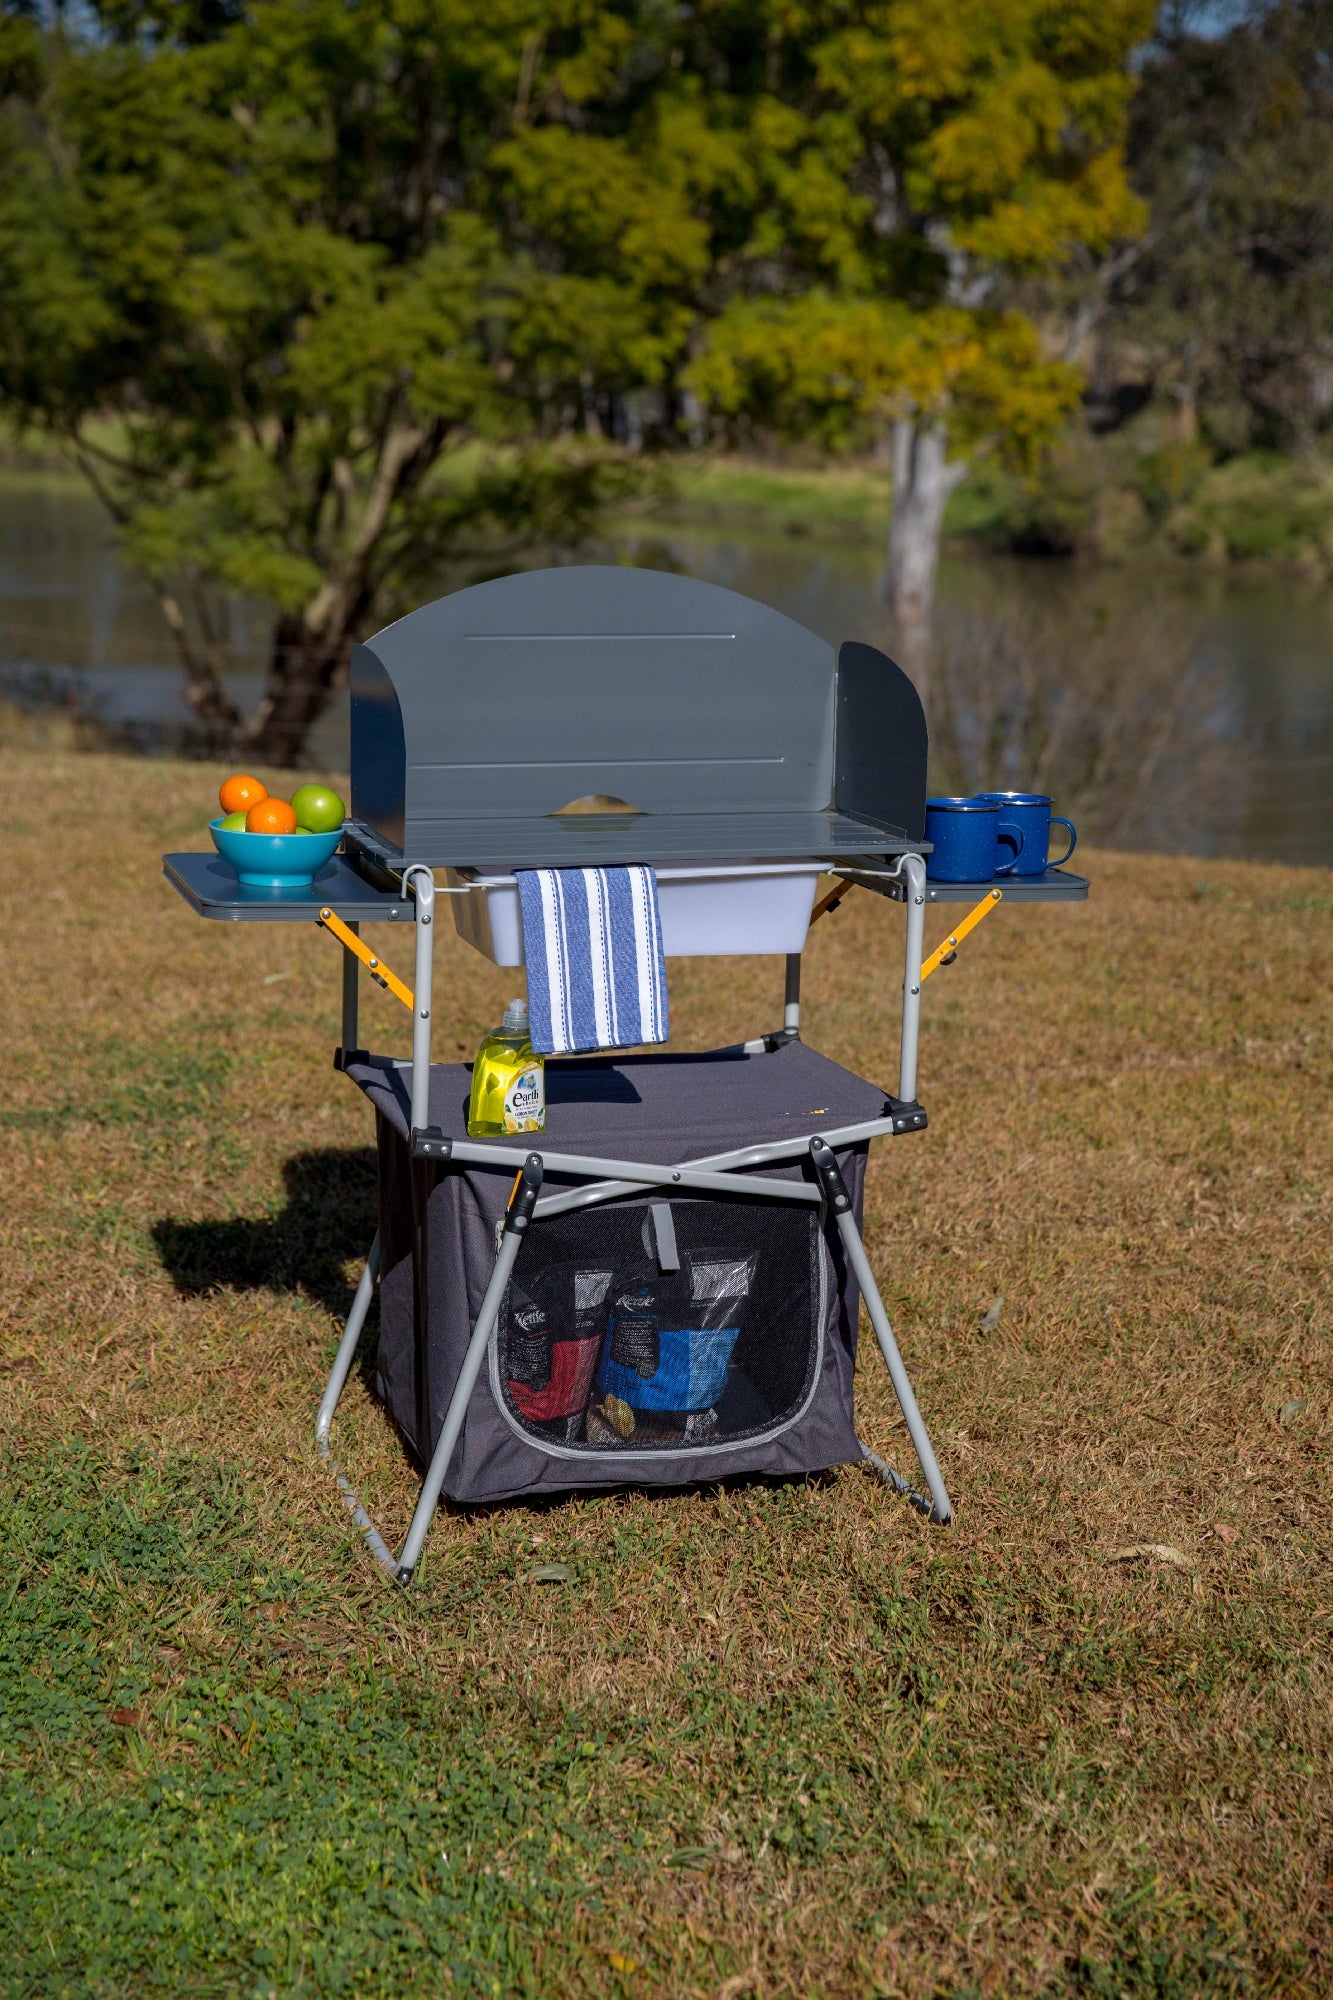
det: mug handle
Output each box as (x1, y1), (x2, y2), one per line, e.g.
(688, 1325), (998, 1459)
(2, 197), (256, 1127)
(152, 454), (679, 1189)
(1048, 817), (1077, 868)
(995, 821), (1024, 876)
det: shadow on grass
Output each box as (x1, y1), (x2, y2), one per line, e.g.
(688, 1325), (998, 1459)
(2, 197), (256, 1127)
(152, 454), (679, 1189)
(152, 1148), (378, 1318)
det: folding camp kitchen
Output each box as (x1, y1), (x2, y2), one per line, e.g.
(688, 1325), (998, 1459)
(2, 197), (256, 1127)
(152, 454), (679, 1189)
(163, 566), (1087, 1583)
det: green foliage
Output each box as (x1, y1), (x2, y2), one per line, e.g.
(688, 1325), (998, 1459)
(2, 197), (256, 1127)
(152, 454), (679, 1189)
(662, 456), (894, 542)
(0, 0), (706, 757)
(1132, 441), (1213, 528)
(1162, 452), (1333, 566)
(940, 431), (1333, 574)
(1116, 1), (1333, 454)
(942, 431), (1102, 554)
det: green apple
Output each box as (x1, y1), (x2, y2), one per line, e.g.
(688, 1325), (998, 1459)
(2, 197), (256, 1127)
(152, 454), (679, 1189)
(218, 810), (249, 831)
(290, 783), (345, 833)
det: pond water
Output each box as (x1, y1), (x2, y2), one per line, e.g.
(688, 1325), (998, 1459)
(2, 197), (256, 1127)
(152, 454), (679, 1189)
(2, 480), (1330, 866)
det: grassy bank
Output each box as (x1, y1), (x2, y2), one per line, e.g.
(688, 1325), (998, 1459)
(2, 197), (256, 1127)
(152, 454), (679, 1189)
(656, 442), (1333, 579)
(2, 745), (1331, 1998)
(7, 423), (1330, 578)
(659, 457), (892, 545)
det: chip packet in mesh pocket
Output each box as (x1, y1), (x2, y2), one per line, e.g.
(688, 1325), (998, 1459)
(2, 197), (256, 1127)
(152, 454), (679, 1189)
(504, 1264), (612, 1442)
(589, 1246), (757, 1444)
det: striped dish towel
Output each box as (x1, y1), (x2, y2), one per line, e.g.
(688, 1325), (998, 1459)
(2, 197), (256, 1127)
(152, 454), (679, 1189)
(515, 866), (669, 1056)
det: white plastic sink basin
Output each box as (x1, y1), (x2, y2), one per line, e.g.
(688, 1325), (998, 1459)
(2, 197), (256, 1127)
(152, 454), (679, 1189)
(447, 861), (822, 965)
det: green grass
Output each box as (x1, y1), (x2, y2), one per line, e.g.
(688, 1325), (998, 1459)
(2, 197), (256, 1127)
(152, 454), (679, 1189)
(1, 746), (1331, 1997)
(1166, 452), (1333, 566)
(649, 443), (1333, 578)
(659, 456), (892, 543)
(7, 420), (1329, 576)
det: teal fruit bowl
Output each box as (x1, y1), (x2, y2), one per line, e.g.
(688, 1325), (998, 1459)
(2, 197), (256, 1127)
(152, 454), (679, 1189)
(210, 818), (343, 888)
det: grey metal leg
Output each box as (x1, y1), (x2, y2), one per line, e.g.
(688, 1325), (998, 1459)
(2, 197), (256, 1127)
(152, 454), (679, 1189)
(810, 1137), (951, 1524)
(314, 1232), (401, 1577)
(837, 1213), (952, 1524)
(741, 951), (803, 1054)
(784, 953), (802, 1036)
(897, 854), (926, 1104)
(395, 1154), (545, 1584)
(341, 924), (360, 1052)
(402, 865), (435, 1133)
(316, 1231), (381, 1449)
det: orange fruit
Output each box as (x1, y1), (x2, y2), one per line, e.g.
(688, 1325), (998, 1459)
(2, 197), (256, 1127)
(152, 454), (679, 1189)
(219, 773), (268, 816)
(245, 797), (298, 834)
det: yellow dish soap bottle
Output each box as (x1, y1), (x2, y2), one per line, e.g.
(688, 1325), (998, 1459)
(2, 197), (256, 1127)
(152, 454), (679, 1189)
(467, 998), (546, 1137)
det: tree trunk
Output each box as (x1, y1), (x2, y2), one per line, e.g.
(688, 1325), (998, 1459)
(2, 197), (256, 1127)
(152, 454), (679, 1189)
(882, 418), (966, 710)
(236, 613), (350, 766)
(234, 416), (445, 764)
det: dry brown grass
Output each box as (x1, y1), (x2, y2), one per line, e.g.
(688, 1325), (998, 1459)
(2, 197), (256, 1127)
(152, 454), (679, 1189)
(1, 743), (1330, 1999)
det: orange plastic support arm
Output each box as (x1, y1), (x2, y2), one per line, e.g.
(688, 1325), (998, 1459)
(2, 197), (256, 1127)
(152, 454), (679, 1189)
(919, 887), (1003, 983)
(318, 906), (414, 1010)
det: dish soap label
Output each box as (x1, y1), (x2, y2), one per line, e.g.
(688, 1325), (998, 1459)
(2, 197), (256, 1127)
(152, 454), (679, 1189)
(467, 998), (546, 1137)
(503, 1063), (545, 1133)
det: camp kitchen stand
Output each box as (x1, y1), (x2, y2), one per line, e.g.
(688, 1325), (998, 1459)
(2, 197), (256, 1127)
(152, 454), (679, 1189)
(163, 567), (1087, 1584)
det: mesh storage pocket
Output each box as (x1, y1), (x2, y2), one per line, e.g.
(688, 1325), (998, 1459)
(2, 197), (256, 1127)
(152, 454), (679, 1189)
(495, 1196), (824, 1455)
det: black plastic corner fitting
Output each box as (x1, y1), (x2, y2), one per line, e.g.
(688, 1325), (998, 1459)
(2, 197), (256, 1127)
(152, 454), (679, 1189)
(884, 1096), (928, 1134)
(808, 1136), (853, 1213)
(409, 1127), (454, 1160)
(761, 1027), (801, 1052)
(333, 1046), (369, 1072)
(503, 1153), (545, 1235)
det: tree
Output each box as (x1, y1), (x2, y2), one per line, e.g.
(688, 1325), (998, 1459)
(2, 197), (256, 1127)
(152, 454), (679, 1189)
(690, 294), (1079, 694)
(1112, 0), (1333, 454)
(682, 0), (1153, 701)
(0, 0), (701, 761)
(0, 0), (1157, 744)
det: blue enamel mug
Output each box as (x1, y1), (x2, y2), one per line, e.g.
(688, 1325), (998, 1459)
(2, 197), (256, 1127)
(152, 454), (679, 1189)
(924, 797), (1025, 883)
(975, 793), (1076, 877)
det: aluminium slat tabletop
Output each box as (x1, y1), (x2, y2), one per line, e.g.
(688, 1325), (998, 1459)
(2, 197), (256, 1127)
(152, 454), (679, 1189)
(344, 810), (925, 872)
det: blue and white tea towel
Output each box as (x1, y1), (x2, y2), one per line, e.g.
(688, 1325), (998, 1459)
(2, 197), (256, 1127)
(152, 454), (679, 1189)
(516, 866), (669, 1055)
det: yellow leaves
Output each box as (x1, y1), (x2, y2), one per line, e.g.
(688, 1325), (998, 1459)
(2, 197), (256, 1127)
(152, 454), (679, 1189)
(650, 97), (755, 208)
(924, 57), (1070, 206)
(546, 9), (636, 107)
(690, 295), (1080, 463)
(810, 29), (901, 125)
(1032, 0), (1157, 75)
(956, 148), (1148, 267)
(750, 94), (810, 156)
(801, 0), (1150, 276)
(943, 312), (1082, 461)
(495, 126), (711, 288)
(505, 270), (687, 385)
(885, 0), (990, 105)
